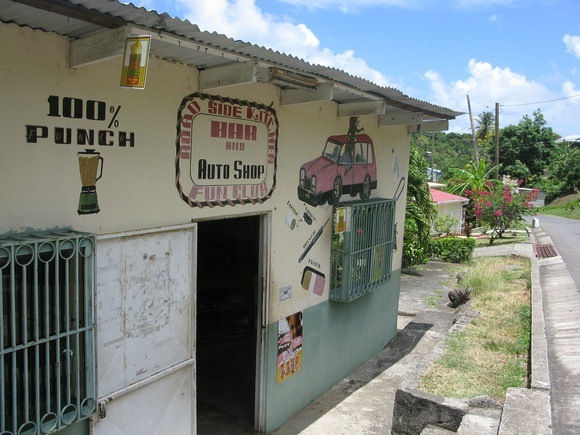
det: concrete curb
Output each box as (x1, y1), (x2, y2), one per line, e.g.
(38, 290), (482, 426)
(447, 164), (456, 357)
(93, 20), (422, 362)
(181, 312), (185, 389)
(497, 232), (552, 434)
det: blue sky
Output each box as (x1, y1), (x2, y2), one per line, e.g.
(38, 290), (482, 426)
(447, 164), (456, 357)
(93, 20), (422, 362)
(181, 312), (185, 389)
(131, 0), (580, 136)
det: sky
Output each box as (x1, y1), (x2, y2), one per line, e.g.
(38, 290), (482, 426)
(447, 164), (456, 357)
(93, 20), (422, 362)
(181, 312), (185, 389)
(130, 0), (580, 137)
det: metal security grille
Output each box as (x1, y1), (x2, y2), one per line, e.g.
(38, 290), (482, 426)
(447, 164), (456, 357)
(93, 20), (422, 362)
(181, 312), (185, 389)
(330, 198), (396, 302)
(0, 231), (97, 435)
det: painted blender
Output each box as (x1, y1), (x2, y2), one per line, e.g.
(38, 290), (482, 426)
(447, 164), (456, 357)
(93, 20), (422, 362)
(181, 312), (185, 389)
(77, 149), (103, 214)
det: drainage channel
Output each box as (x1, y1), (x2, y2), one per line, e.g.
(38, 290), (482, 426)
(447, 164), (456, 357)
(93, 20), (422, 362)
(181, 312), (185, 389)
(534, 243), (558, 258)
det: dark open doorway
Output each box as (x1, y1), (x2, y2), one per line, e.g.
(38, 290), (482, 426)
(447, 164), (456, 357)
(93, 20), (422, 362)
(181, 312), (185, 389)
(196, 215), (261, 433)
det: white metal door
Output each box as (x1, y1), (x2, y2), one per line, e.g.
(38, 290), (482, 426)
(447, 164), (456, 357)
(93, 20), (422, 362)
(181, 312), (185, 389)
(93, 225), (196, 434)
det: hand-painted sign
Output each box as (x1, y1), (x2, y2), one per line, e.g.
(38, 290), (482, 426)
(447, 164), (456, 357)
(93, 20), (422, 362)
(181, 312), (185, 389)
(176, 93), (278, 208)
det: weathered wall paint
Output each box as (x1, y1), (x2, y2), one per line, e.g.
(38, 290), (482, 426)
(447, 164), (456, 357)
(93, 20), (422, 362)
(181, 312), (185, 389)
(263, 270), (401, 433)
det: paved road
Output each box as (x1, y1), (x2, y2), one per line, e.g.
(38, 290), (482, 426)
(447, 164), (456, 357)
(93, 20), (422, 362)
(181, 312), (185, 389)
(534, 213), (580, 287)
(532, 216), (580, 434)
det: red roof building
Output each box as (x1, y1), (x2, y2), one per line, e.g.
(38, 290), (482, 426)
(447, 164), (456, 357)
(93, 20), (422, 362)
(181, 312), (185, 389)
(430, 188), (469, 234)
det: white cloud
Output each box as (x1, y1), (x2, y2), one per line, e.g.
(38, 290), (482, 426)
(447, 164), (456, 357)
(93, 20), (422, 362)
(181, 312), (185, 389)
(425, 59), (579, 135)
(563, 34), (580, 59)
(426, 59), (551, 108)
(175, 0), (395, 86)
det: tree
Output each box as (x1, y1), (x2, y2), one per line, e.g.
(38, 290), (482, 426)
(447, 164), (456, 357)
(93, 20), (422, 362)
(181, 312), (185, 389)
(402, 143), (436, 268)
(496, 110), (555, 179)
(468, 185), (537, 244)
(476, 111), (495, 142)
(446, 159), (501, 196)
(549, 142), (580, 193)
(503, 159), (532, 186)
(476, 111), (495, 161)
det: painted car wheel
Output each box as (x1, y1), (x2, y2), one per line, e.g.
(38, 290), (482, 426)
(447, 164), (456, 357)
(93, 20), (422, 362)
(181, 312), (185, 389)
(360, 175), (371, 200)
(331, 176), (342, 204)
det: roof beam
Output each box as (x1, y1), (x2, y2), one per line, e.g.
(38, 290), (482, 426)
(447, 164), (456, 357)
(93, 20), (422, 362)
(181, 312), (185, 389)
(408, 120), (449, 133)
(71, 24), (253, 68)
(280, 83), (334, 105)
(199, 61), (258, 90)
(338, 101), (386, 117)
(379, 111), (423, 126)
(70, 27), (128, 68)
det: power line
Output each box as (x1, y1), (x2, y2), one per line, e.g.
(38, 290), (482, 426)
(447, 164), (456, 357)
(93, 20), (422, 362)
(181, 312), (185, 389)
(501, 93), (580, 107)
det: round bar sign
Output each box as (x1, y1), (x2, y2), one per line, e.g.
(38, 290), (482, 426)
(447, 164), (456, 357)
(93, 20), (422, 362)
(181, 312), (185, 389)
(175, 92), (278, 208)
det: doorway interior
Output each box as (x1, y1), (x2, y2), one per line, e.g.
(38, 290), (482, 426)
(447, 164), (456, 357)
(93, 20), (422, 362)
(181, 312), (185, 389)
(196, 215), (261, 433)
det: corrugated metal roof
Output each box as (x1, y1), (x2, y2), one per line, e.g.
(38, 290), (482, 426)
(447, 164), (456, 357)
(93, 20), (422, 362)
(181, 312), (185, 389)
(0, 0), (462, 120)
(430, 188), (470, 204)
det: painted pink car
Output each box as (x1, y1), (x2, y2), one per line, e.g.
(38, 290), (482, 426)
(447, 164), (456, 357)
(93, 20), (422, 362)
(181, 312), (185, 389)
(298, 133), (377, 206)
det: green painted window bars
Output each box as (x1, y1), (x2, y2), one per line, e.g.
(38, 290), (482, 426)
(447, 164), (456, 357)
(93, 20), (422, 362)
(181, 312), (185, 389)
(330, 198), (396, 302)
(0, 231), (97, 435)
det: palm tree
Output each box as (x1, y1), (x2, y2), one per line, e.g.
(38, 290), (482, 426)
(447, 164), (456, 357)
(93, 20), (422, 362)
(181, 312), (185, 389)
(447, 159), (500, 195)
(476, 111), (495, 161)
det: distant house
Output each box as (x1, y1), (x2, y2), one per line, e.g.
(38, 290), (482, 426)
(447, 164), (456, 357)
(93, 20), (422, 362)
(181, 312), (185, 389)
(555, 135), (580, 146)
(430, 187), (469, 235)
(427, 167), (442, 182)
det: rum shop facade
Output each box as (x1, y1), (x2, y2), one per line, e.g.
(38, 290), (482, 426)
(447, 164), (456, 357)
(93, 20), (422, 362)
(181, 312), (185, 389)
(0, 1), (459, 433)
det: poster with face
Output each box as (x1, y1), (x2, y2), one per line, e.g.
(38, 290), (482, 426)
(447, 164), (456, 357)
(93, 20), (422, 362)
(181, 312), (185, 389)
(277, 311), (303, 383)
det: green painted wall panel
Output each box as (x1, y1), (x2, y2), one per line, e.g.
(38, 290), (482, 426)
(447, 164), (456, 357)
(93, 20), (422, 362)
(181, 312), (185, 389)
(263, 269), (401, 433)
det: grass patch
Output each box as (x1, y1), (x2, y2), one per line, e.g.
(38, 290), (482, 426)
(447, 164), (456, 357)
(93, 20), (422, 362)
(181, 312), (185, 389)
(419, 256), (531, 402)
(474, 232), (530, 247)
(539, 197), (580, 220)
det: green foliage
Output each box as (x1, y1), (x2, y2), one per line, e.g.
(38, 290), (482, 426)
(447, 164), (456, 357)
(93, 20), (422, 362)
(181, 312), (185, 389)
(447, 159), (501, 196)
(403, 143), (436, 268)
(412, 132), (474, 180)
(503, 159), (532, 184)
(475, 111), (495, 160)
(516, 305), (532, 355)
(495, 110), (555, 179)
(434, 214), (459, 236)
(402, 218), (431, 268)
(430, 236), (476, 263)
(539, 197), (580, 220)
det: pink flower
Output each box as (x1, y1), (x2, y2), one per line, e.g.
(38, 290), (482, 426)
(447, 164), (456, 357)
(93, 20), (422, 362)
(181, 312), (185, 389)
(485, 201), (492, 207)
(494, 210), (502, 217)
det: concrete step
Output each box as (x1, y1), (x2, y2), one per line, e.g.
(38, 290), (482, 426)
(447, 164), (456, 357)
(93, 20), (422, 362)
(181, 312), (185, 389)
(421, 425), (456, 435)
(498, 388), (552, 435)
(457, 411), (501, 435)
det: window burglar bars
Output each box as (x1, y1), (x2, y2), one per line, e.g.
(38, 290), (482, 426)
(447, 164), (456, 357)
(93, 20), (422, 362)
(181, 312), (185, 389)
(0, 231), (97, 434)
(330, 198), (396, 302)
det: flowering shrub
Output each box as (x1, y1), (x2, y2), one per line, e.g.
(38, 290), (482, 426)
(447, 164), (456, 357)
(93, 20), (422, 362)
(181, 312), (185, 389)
(465, 182), (537, 244)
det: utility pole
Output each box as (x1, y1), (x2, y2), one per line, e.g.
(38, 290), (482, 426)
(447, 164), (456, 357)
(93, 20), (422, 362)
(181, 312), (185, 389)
(495, 102), (500, 179)
(466, 95), (479, 165)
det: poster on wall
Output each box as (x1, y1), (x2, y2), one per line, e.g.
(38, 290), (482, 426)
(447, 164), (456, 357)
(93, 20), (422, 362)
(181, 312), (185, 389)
(175, 92), (278, 208)
(277, 312), (303, 383)
(120, 36), (151, 89)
